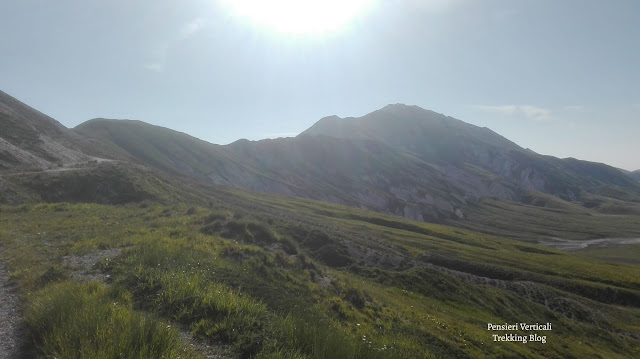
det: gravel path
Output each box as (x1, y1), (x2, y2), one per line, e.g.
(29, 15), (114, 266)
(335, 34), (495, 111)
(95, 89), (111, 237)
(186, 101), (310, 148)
(0, 263), (24, 359)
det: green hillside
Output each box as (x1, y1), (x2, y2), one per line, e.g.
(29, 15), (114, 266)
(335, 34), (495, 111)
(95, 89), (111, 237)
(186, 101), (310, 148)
(3, 189), (640, 358)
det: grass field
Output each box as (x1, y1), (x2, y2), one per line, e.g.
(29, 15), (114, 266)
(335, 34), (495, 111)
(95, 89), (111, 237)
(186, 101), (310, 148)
(576, 243), (640, 265)
(2, 198), (640, 358)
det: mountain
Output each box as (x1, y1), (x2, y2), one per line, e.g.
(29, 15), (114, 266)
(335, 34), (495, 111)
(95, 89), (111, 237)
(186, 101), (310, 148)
(0, 90), (135, 173)
(74, 118), (232, 182)
(0, 90), (92, 171)
(0, 92), (192, 204)
(302, 104), (521, 157)
(303, 104), (639, 198)
(631, 170), (640, 181)
(3, 89), (640, 236)
(76, 118), (516, 221)
(75, 104), (640, 222)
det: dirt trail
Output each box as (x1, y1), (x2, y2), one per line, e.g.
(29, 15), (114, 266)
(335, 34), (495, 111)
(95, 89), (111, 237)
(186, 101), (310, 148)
(538, 237), (640, 251)
(0, 263), (24, 359)
(0, 158), (118, 178)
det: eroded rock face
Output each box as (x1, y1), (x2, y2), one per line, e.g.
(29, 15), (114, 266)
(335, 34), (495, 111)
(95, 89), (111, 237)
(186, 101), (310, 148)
(519, 167), (547, 192)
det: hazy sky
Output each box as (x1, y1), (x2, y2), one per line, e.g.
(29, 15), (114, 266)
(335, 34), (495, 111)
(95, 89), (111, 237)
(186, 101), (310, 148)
(1, 0), (639, 170)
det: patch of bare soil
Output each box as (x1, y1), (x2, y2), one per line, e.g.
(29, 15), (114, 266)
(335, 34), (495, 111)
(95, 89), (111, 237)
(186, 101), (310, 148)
(177, 329), (232, 359)
(63, 247), (123, 282)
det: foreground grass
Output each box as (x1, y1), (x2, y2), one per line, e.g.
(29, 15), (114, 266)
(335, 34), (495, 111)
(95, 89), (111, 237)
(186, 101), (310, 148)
(26, 281), (199, 359)
(2, 202), (640, 358)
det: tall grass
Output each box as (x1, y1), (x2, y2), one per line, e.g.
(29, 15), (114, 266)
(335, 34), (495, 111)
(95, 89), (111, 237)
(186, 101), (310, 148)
(152, 270), (269, 357)
(271, 314), (409, 359)
(25, 281), (199, 359)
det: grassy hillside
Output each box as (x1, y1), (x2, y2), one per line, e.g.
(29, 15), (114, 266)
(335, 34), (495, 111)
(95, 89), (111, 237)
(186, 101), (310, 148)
(576, 244), (640, 265)
(450, 195), (640, 242)
(0, 161), (203, 205)
(2, 193), (640, 358)
(75, 118), (231, 181)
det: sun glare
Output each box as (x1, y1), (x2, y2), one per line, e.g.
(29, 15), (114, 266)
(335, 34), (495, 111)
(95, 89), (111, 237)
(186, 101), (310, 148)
(221, 0), (372, 35)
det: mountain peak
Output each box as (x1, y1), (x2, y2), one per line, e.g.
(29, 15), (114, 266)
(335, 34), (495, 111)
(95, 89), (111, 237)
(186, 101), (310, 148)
(382, 103), (412, 109)
(319, 114), (342, 121)
(381, 103), (421, 111)
(80, 118), (137, 126)
(378, 103), (440, 116)
(299, 114), (348, 138)
(300, 104), (434, 138)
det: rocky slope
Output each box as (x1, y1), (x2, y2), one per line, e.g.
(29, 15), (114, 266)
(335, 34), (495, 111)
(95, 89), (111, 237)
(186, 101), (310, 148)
(0, 92), (191, 205)
(0, 91), (133, 173)
(303, 104), (639, 200)
(75, 105), (640, 222)
(76, 119), (526, 221)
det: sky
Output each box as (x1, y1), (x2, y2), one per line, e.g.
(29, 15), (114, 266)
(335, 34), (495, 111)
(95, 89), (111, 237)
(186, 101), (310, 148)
(1, 0), (639, 170)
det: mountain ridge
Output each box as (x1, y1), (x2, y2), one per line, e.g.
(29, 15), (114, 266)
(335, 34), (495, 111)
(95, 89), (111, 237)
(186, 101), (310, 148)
(3, 89), (639, 224)
(73, 104), (640, 222)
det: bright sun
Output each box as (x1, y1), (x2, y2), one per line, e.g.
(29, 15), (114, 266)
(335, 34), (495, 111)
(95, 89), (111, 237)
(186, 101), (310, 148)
(221, 0), (372, 35)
